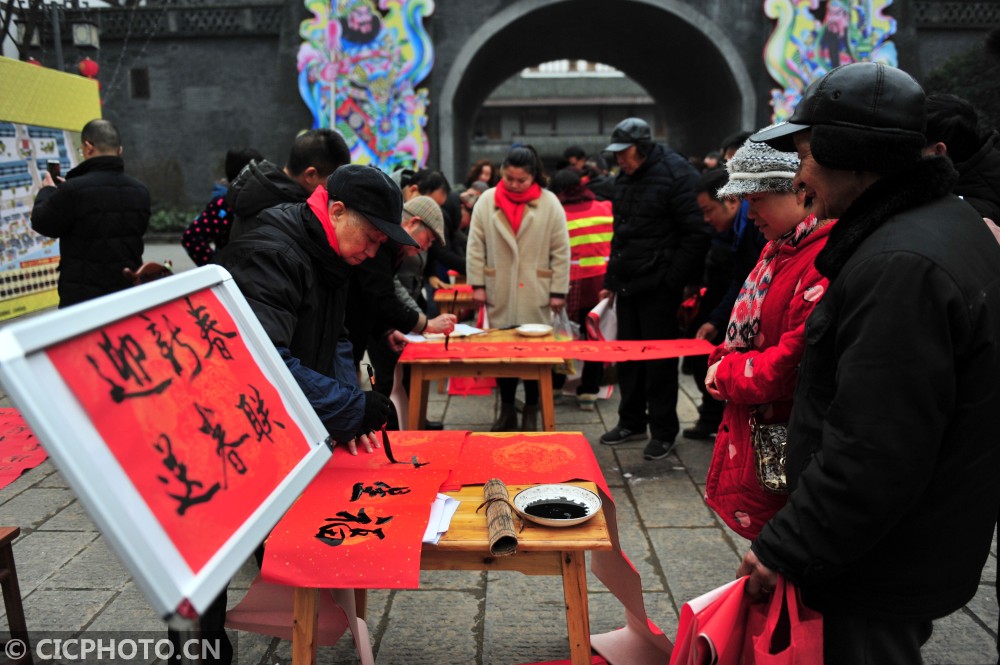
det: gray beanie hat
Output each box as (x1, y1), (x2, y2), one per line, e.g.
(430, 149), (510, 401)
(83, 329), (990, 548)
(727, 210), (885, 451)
(716, 123), (800, 198)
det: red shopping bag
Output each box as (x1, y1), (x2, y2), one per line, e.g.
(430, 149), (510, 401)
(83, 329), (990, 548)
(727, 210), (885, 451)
(744, 576), (823, 664)
(670, 577), (751, 665)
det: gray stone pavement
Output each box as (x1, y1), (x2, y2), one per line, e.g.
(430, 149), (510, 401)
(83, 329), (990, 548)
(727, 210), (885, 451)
(0, 242), (995, 664)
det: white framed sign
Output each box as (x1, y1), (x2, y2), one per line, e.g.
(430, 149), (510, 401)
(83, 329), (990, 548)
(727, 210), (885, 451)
(0, 265), (332, 620)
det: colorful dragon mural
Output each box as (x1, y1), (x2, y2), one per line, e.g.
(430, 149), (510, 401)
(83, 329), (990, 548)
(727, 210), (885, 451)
(297, 0), (435, 171)
(763, 0), (898, 121)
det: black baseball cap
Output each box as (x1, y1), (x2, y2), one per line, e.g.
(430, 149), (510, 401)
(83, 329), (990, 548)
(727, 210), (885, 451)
(751, 62), (926, 152)
(326, 165), (418, 247)
(604, 118), (652, 152)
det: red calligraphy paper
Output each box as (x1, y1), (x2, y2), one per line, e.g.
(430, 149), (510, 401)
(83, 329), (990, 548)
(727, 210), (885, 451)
(262, 431), (466, 588)
(0, 408), (47, 490)
(44, 288), (314, 574)
(262, 465), (446, 588)
(441, 432), (609, 497)
(400, 338), (715, 362)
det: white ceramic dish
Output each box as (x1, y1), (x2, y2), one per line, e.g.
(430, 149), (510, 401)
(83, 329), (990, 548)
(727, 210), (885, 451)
(515, 323), (553, 337)
(512, 484), (602, 527)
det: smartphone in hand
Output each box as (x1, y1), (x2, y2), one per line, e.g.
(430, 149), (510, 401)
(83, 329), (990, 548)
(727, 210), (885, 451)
(46, 160), (61, 180)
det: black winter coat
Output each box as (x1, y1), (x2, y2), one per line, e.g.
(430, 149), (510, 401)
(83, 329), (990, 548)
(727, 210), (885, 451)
(214, 201), (363, 442)
(954, 129), (1000, 222)
(228, 160), (309, 222)
(30, 155), (149, 307)
(604, 144), (710, 297)
(345, 240), (419, 363)
(752, 157), (1000, 621)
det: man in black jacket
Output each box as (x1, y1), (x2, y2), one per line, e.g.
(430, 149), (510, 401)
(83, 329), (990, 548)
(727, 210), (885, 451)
(31, 119), (149, 307)
(228, 128), (350, 224)
(744, 62), (1000, 663)
(202, 164), (417, 663)
(598, 118), (711, 460)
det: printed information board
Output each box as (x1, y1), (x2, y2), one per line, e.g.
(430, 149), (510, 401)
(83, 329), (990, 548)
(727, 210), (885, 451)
(0, 265), (331, 619)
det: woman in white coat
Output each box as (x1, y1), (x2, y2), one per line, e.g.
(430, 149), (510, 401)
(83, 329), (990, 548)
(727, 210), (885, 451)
(466, 145), (571, 431)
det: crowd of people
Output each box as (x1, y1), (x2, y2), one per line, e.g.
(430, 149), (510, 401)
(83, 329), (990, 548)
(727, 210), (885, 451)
(28, 60), (1000, 664)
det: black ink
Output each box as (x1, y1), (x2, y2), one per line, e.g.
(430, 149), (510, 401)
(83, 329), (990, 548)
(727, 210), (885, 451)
(185, 297), (237, 360)
(141, 313), (203, 380)
(154, 434), (221, 515)
(237, 384), (285, 443)
(194, 403), (249, 489)
(86, 331), (172, 403)
(315, 508), (394, 547)
(350, 481), (411, 501)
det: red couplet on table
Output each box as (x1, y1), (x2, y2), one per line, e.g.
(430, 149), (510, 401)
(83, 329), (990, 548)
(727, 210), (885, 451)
(400, 338), (716, 362)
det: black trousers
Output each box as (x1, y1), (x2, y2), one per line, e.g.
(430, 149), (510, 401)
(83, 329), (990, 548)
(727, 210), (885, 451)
(614, 291), (680, 442)
(822, 609), (932, 665)
(498, 377), (539, 405)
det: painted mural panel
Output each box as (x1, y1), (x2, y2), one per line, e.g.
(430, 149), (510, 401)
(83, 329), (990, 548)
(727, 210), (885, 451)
(298, 0), (435, 171)
(763, 0), (898, 121)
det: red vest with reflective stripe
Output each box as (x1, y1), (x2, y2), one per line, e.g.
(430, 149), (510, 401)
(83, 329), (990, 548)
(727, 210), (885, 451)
(563, 198), (613, 280)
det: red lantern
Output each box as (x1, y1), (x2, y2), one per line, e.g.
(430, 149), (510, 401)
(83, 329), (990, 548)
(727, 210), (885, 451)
(77, 57), (99, 78)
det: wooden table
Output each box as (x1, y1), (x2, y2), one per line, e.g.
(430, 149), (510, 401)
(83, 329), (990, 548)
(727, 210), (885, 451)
(292, 480), (613, 665)
(434, 287), (474, 316)
(401, 330), (564, 431)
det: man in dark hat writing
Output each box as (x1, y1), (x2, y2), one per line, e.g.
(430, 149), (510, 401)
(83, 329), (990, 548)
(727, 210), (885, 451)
(741, 62), (1000, 663)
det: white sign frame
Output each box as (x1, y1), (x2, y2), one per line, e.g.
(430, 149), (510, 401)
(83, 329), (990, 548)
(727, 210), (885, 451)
(0, 265), (332, 619)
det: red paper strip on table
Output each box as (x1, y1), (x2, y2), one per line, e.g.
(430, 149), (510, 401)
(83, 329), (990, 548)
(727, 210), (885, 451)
(400, 338), (715, 362)
(0, 408), (47, 490)
(262, 431), (467, 588)
(45, 288), (313, 574)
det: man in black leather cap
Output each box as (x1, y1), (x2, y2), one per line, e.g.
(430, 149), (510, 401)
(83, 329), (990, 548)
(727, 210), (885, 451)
(598, 117), (710, 461)
(741, 62), (1000, 664)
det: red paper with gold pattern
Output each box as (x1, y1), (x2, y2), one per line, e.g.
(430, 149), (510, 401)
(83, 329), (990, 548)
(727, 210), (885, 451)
(441, 432), (609, 498)
(400, 338), (715, 362)
(44, 288), (313, 574)
(261, 431), (466, 588)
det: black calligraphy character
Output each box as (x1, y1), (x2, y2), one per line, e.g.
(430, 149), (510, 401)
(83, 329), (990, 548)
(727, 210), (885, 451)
(154, 434), (221, 516)
(185, 296), (237, 360)
(86, 331), (172, 403)
(315, 508), (394, 547)
(349, 481), (411, 501)
(236, 384), (286, 443)
(140, 313), (203, 380)
(194, 403), (249, 488)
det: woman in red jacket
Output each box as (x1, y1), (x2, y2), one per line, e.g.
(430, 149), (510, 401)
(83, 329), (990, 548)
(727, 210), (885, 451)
(702, 131), (834, 540)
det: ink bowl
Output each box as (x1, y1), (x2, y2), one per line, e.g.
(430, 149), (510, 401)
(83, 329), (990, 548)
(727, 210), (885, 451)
(512, 484), (601, 527)
(515, 323), (553, 337)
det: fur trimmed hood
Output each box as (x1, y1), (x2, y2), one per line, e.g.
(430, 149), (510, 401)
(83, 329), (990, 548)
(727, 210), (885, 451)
(815, 156), (959, 279)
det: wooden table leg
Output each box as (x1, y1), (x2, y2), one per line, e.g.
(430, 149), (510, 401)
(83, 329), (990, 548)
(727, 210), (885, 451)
(407, 366), (428, 429)
(292, 587), (319, 665)
(561, 551), (592, 665)
(354, 588), (367, 620)
(538, 366), (556, 432)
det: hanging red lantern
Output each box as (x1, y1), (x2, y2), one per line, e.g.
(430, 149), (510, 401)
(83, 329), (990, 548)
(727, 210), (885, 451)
(77, 57), (99, 78)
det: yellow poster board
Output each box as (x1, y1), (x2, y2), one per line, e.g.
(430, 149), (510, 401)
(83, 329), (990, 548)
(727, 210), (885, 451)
(0, 56), (101, 320)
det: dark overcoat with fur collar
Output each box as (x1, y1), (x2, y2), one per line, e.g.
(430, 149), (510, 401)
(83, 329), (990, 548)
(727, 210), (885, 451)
(752, 157), (1000, 621)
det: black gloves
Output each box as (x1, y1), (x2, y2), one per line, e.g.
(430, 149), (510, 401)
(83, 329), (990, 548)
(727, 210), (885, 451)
(360, 390), (392, 434)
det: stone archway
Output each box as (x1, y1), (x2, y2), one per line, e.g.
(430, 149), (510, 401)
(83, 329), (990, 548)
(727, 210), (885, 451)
(437, 0), (758, 180)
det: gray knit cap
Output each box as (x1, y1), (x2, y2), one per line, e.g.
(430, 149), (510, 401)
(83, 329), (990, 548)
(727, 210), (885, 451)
(716, 123), (800, 198)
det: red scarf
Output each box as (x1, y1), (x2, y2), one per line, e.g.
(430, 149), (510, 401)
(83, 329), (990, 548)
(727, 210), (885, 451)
(306, 185), (341, 255)
(494, 179), (542, 235)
